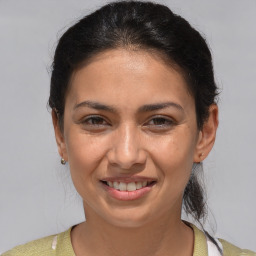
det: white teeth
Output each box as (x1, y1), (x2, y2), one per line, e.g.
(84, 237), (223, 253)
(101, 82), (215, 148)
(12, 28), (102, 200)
(127, 182), (136, 191)
(104, 180), (152, 191)
(136, 182), (142, 189)
(113, 181), (119, 189)
(107, 181), (113, 187)
(119, 182), (127, 191)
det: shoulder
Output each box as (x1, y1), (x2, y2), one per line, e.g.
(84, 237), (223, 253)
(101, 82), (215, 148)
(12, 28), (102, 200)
(219, 239), (256, 256)
(189, 222), (255, 256)
(1, 228), (73, 256)
(1, 234), (56, 256)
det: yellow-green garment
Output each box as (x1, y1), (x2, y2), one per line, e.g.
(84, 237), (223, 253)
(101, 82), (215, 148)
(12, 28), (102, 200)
(2, 224), (255, 256)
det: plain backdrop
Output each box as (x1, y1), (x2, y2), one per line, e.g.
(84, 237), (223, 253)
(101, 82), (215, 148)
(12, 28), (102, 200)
(0, 0), (255, 253)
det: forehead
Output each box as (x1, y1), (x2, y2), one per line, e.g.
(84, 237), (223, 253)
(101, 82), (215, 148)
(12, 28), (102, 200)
(66, 49), (194, 111)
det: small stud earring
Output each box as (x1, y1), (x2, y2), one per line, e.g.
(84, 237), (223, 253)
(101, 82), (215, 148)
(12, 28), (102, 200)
(199, 153), (205, 158)
(61, 158), (66, 165)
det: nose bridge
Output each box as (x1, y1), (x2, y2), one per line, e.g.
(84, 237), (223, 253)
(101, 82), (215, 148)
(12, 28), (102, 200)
(121, 124), (137, 158)
(108, 122), (146, 169)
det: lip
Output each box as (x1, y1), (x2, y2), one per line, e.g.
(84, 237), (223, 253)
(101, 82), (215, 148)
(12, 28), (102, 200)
(100, 176), (157, 201)
(100, 175), (157, 183)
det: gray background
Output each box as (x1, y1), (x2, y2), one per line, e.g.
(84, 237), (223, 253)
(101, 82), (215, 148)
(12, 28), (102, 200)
(0, 0), (255, 253)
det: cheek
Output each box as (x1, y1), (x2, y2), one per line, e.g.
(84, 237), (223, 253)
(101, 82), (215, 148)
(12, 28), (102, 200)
(149, 128), (197, 199)
(64, 129), (109, 188)
(150, 130), (196, 172)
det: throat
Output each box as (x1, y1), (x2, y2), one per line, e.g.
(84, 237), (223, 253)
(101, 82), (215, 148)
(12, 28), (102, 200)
(70, 220), (194, 256)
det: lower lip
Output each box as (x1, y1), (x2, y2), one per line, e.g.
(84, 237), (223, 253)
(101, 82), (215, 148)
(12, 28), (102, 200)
(101, 183), (153, 201)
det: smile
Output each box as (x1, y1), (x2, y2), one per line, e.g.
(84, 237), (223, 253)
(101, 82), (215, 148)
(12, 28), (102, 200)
(100, 178), (157, 201)
(101, 180), (156, 191)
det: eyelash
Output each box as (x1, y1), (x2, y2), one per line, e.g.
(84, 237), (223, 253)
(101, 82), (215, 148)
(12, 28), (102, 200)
(145, 116), (174, 128)
(81, 115), (110, 126)
(80, 115), (175, 131)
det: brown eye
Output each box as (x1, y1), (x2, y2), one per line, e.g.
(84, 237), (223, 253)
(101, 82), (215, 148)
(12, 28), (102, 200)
(143, 116), (176, 132)
(147, 117), (173, 127)
(80, 115), (110, 130)
(85, 116), (107, 125)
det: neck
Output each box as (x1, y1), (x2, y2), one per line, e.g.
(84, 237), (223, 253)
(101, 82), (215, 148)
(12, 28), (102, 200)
(71, 206), (194, 256)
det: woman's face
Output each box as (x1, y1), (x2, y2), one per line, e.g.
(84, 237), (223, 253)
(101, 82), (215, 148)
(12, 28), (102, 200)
(55, 49), (207, 227)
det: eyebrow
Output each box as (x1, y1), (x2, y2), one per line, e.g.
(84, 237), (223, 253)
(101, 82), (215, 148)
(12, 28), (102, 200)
(74, 100), (184, 113)
(138, 102), (184, 112)
(74, 100), (116, 112)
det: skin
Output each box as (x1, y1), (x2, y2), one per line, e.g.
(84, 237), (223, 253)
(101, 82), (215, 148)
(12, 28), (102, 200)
(52, 49), (218, 256)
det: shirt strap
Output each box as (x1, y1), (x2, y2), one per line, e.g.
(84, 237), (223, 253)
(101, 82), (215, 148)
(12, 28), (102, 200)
(205, 231), (223, 256)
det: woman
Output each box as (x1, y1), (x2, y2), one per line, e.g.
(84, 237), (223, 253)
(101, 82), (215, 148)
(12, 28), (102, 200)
(3, 1), (255, 255)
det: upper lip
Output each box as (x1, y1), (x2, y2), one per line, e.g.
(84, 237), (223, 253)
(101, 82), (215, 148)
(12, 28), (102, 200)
(100, 175), (157, 183)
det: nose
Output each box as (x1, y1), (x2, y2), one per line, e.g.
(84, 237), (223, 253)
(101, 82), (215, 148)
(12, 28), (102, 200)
(106, 124), (147, 170)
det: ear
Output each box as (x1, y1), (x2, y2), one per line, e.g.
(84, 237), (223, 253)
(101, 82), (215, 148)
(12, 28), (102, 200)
(52, 110), (68, 162)
(193, 104), (219, 163)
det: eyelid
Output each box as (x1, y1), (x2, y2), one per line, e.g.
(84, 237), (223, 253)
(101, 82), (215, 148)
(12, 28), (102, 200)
(80, 115), (110, 125)
(146, 115), (175, 123)
(141, 116), (177, 132)
(78, 114), (176, 129)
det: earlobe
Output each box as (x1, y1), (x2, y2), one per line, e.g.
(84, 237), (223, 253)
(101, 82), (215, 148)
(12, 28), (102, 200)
(51, 110), (68, 162)
(194, 104), (219, 163)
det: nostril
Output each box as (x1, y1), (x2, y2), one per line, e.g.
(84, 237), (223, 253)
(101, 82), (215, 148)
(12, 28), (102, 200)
(106, 132), (147, 169)
(107, 151), (147, 170)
